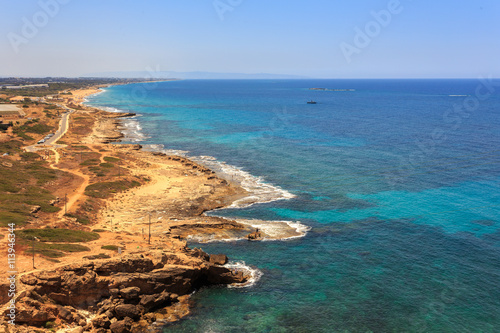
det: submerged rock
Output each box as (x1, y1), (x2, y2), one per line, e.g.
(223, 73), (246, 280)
(247, 230), (263, 241)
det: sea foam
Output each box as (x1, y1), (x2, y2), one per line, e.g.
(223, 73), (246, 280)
(83, 96), (148, 142)
(234, 219), (311, 241)
(83, 89), (106, 103)
(192, 156), (296, 208)
(142, 144), (296, 208)
(117, 116), (148, 142)
(224, 261), (263, 288)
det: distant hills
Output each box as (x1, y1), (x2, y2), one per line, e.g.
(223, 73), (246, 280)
(83, 71), (308, 80)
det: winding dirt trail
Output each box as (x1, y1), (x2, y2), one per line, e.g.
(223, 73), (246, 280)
(45, 148), (90, 219)
(39, 117), (93, 218)
(54, 144), (114, 217)
(56, 167), (90, 218)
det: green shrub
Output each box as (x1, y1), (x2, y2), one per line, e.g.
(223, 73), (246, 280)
(64, 213), (91, 225)
(85, 180), (140, 199)
(45, 321), (56, 329)
(80, 159), (100, 166)
(24, 123), (53, 134)
(20, 152), (40, 161)
(0, 211), (27, 227)
(15, 132), (34, 140)
(0, 140), (23, 154)
(27, 243), (90, 258)
(101, 245), (120, 251)
(17, 228), (100, 242)
(71, 145), (90, 150)
(104, 156), (120, 163)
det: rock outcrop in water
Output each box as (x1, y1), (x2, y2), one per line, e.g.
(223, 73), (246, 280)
(4, 248), (248, 332)
(247, 230), (263, 241)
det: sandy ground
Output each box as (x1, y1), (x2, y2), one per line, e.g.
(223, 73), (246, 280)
(69, 88), (102, 104)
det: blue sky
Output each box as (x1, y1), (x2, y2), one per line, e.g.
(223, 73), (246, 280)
(0, 0), (499, 78)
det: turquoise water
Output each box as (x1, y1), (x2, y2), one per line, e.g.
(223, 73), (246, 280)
(87, 80), (500, 332)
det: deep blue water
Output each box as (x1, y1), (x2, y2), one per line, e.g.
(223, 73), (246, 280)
(87, 79), (500, 332)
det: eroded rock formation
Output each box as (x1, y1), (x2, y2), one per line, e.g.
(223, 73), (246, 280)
(4, 248), (248, 332)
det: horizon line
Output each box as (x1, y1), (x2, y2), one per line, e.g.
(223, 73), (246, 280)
(1, 76), (498, 80)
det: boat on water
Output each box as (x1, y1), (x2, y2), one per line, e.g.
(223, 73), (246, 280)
(307, 100), (317, 104)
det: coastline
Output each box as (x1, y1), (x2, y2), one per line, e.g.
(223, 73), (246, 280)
(83, 84), (309, 242)
(1, 83), (307, 332)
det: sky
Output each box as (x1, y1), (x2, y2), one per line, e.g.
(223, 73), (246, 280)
(0, 0), (499, 78)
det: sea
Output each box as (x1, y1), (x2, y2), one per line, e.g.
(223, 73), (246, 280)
(86, 79), (500, 333)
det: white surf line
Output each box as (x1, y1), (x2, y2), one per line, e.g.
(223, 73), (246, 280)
(225, 261), (264, 288)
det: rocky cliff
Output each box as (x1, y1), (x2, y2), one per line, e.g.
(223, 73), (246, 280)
(3, 247), (248, 332)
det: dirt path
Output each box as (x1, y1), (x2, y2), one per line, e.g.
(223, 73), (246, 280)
(56, 166), (90, 218)
(53, 145), (113, 218)
(51, 148), (60, 165)
(58, 145), (112, 217)
(47, 148), (91, 218)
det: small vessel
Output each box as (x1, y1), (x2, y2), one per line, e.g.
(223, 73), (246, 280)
(307, 100), (317, 104)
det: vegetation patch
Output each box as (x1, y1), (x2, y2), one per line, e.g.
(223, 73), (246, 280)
(25, 123), (53, 134)
(80, 158), (100, 166)
(25, 162), (59, 185)
(0, 211), (28, 227)
(17, 228), (100, 243)
(84, 253), (110, 260)
(73, 199), (99, 222)
(85, 180), (141, 198)
(104, 156), (120, 163)
(31, 248), (66, 258)
(43, 110), (56, 119)
(45, 321), (57, 329)
(0, 140), (24, 154)
(20, 152), (40, 161)
(13, 120), (53, 137)
(0, 159), (62, 226)
(100, 162), (114, 168)
(14, 132), (34, 140)
(26, 242), (91, 258)
(88, 166), (109, 177)
(70, 145), (90, 150)
(101, 245), (120, 251)
(64, 213), (91, 225)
